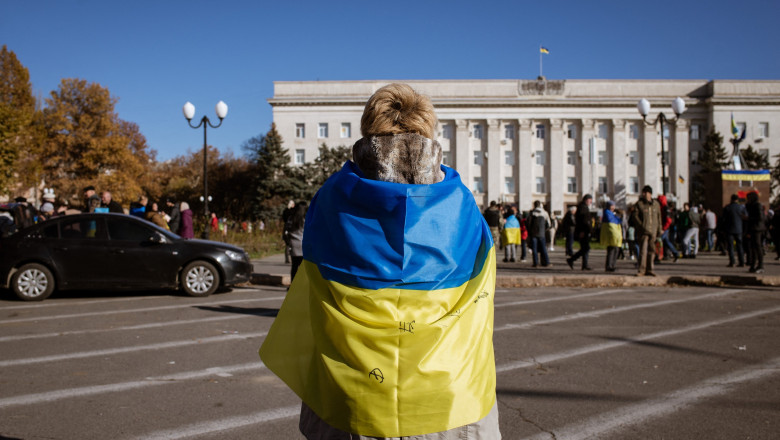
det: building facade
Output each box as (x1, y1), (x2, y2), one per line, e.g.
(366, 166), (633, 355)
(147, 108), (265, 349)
(269, 79), (780, 213)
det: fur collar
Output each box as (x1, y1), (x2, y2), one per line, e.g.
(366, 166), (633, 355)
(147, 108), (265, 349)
(352, 133), (445, 184)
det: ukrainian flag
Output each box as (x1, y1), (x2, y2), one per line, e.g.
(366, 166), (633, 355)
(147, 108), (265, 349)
(540, 46), (550, 54)
(259, 161), (496, 437)
(731, 112), (739, 138)
(502, 214), (521, 245)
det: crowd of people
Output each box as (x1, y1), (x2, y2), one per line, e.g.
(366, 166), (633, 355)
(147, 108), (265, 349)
(0, 185), (199, 239)
(484, 187), (780, 276)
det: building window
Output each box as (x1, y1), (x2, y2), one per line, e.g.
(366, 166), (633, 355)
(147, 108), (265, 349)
(295, 149), (305, 165)
(690, 124), (700, 140)
(598, 150), (608, 165)
(504, 124), (515, 140)
(598, 124), (608, 139)
(629, 151), (639, 165)
(629, 177), (639, 194)
(473, 124), (483, 139)
(442, 124), (453, 139)
(567, 177), (577, 193)
(473, 177), (484, 193)
(318, 123), (328, 138)
(535, 177), (546, 193)
(295, 123), (305, 139)
(504, 177), (515, 193)
(567, 124), (577, 139)
(567, 151), (577, 165)
(758, 122), (769, 138)
(535, 150), (545, 165)
(442, 151), (450, 166)
(340, 123), (351, 138)
(535, 124), (546, 139)
(629, 124), (639, 140)
(504, 150), (514, 165)
(473, 150), (484, 166)
(598, 177), (608, 193)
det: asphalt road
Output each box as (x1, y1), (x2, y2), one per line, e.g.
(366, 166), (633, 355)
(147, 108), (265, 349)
(0, 285), (778, 440)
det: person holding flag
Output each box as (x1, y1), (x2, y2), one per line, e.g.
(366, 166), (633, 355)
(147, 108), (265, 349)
(260, 83), (500, 439)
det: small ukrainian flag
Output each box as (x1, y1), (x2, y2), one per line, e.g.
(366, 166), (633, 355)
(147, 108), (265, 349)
(540, 46), (550, 54)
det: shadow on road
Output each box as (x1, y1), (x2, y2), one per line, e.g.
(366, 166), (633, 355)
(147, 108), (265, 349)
(194, 304), (278, 318)
(592, 335), (753, 364)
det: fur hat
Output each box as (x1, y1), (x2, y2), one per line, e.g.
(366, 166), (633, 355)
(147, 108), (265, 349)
(43, 188), (56, 201)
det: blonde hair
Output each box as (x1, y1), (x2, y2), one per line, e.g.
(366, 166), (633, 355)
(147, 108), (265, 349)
(360, 83), (437, 139)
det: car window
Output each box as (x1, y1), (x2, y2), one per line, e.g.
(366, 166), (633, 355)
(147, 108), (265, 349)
(42, 224), (59, 238)
(60, 218), (105, 240)
(107, 218), (155, 242)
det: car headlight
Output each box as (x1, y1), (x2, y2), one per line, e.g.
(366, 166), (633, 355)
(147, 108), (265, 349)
(225, 250), (248, 262)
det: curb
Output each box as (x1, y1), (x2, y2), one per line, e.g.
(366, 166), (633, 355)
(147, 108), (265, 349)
(250, 273), (780, 289)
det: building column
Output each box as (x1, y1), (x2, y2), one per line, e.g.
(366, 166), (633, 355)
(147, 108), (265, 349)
(486, 119), (501, 204)
(549, 119), (565, 214)
(518, 119), (534, 212)
(579, 119), (595, 198)
(641, 121), (659, 194)
(672, 119), (690, 205)
(611, 119), (627, 209)
(454, 119), (471, 190)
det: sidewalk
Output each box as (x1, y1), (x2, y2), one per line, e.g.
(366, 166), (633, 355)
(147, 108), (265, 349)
(251, 247), (780, 288)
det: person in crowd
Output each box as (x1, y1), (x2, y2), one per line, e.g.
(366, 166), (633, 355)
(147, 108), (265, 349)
(771, 204), (780, 261)
(519, 210), (529, 262)
(681, 203), (700, 258)
(502, 206), (521, 262)
(284, 201), (308, 281)
(561, 205), (576, 257)
(260, 83), (499, 439)
(547, 208), (559, 252)
(631, 186), (662, 277)
(483, 200), (502, 250)
(87, 195), (103, 213)
(721, 194), (747, 267)
(528, 200), (551, 267)
(129, 195), (148, 218)
(625, 205), (639, 261)
(82, 185), (96, 212)
(101, 191), (123, 213)
(178, 201), (194, 239)
(144, 202), (169, 230)
(165, 198), (181, 233)
(567, 194), (593, 270)
(702, 207), (717, 252)
(38, 202), (55, 221)
(744, 192), (766, 274)
(209, 212), (219, 233)
(600, 201), (622, 272)
(658, 195), (679, 262)
(282, 200), (295, 263)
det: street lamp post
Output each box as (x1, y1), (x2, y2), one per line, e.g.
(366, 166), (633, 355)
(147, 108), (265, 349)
(183, 100), (228, 240)
(637, 97), (686, 196)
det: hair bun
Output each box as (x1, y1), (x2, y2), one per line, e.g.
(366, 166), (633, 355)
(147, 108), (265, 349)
(360, 84), (437, 139)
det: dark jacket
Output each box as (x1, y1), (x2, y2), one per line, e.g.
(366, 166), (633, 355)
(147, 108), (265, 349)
(745, 201), (766, 233)
(632, 198), (662, 238)
(167, 205), (181, 234)
(483, 206), (501, 228)
(103, 200), (123, 214)
(721, 202), (747, 235)
(574, 202), (591, 238)
(529, 207), (550, 239)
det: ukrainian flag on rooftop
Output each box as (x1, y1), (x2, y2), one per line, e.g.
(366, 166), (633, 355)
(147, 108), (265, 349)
(540, 46), (550, 54)
(260, 160), (496, 437)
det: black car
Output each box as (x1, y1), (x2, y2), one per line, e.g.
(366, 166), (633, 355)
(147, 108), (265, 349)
(0, 213), (253, 301)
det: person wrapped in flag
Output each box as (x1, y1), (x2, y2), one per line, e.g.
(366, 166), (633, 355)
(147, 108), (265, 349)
(501, 206), (521, 262)
(259, 83), (500, 439)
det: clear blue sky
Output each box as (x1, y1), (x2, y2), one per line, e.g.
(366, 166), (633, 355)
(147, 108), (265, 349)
(2, 0), (779, 160)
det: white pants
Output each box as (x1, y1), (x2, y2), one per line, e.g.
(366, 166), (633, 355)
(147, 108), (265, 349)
(683, 227), (699, 256)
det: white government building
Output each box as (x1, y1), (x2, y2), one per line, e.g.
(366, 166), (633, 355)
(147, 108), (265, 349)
(269, 79), (780, 214)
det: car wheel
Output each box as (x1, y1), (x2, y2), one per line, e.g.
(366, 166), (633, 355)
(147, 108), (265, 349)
(12, 263), (55, 301)
(181, 261), (220, 297)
